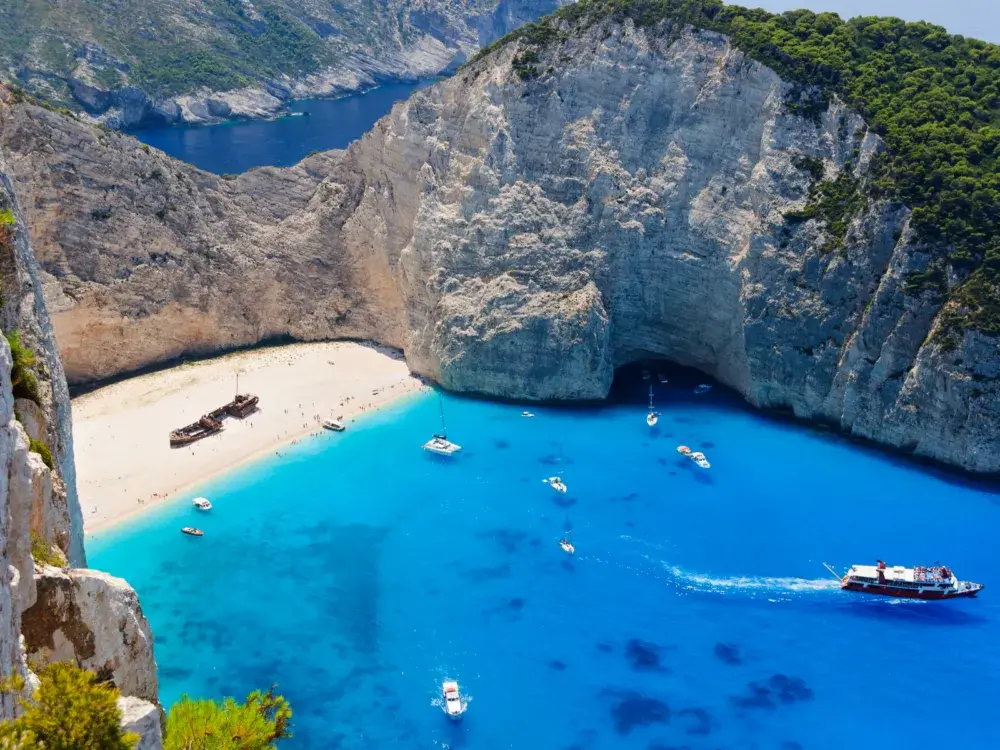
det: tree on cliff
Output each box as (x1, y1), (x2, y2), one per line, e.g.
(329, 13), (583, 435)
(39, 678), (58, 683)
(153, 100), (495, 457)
(164, 686), (292, 749)
(0, 661), (138, 749)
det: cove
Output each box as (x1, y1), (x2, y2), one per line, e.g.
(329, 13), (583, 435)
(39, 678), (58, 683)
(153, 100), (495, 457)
(128, 81), (435, 174)
(89, 368), (1000, 749)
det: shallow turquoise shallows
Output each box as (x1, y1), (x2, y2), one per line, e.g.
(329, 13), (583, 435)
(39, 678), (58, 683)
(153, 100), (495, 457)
(89, 371), (1000, 749)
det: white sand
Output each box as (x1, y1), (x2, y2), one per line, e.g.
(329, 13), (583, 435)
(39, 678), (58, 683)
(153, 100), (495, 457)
(72, 342), (428, 534)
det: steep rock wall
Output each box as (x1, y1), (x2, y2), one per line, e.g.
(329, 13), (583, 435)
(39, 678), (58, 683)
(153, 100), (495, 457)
(2, 23), (997, 472)
(21, 567), (158, 703)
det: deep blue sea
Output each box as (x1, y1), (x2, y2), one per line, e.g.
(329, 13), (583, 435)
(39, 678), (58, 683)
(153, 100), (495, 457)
(89, 370), (1000, 749)
(128, 81), (434, 174)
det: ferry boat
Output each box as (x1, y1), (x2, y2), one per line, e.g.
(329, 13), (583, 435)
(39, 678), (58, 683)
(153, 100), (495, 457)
(322, 418), (345, 432)
(825, 561), (983, 600)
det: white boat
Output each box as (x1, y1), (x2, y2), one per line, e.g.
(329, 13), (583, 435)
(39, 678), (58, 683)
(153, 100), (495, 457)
(181, 527), (203, 537)
(641, 368), (651, 380)
(546, 476), (568, 493)
(522, 411), (535, 418)
(676, 445), (692, 456)
(690, 451), (711, 469)
(192, 497), (212, 511)
(441, 680), (466, 719)
(658, 373), (669, 384)
(423, 398), (461, 456)
(646, 385), (658, 427)
(694, 384), (713, 395)
(559, 538), (575, 555)
(322, 418), (345, 432)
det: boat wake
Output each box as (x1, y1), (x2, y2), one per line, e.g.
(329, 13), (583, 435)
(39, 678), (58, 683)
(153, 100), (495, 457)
(661, 564), (842, 596)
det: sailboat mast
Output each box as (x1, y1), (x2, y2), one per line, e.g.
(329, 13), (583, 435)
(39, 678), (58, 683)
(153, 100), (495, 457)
(439, 397), (447, 439)
(648, 385), (653, 410)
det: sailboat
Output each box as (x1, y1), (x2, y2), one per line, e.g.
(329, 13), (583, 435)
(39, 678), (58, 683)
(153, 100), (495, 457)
(559, 515), (575, 554)
(423, 397), (462, 456)
(646, 386), (658, 427)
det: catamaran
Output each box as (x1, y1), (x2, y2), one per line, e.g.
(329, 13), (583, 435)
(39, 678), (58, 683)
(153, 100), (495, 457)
(824, 561), (983, 600)
(646, 386), (658, 427)
(423, 398), (461, 456)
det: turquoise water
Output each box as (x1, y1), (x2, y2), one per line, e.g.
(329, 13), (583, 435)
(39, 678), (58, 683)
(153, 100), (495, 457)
(89, 368), (1000, 749)
(129, 81), (434, 174)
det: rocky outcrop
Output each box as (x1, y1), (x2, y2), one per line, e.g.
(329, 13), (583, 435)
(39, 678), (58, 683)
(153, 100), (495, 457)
(118, 696), (163, 750)
(0, 119), (157, 720)
(4, 0), (566, 128)
(21, 567), (157, 703)
(1, 22), (998, 473)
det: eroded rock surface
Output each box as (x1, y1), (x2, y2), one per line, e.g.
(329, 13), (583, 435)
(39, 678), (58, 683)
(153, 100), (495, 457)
(118, 696), (164, 750)
(21, 566), (157, 703)
(1, 22), (998, 472)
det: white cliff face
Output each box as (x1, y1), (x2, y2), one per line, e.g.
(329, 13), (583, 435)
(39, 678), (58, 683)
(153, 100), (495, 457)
(118, 696), (163, 750)
(3, 24), (998, 473)
(21, 567), (158, 704)
(0, 134), (158, 725)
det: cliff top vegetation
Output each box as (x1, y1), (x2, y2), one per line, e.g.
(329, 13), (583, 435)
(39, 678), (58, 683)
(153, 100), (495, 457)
(476, 0), (1000, 340)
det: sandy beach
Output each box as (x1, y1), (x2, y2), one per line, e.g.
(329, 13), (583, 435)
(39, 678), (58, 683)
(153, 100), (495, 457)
(73, 342), (428, 533)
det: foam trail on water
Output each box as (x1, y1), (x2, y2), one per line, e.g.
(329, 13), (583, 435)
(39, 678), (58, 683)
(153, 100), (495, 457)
(662, 563), (841, 595)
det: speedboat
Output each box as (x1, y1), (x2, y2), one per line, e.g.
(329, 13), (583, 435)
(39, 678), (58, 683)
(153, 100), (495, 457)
(181, 527), (204, 537)
(694, 384), (713, 395)
(522, 411), (535, 418)
(192, 497), (212, 511)
(322, 419), (345, 432)
(441, 680), (466, 719)
(690, 451), (711, 469)
(825, 561), (983, 600)
(545, 476), (568, 493)
(559, 538), (575, 555)
(423, 435), (462, 456)
(676, 445), (692, 456)
(646, 412), (658, 427)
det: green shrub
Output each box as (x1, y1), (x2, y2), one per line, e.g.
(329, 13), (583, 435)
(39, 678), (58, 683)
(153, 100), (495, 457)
(165, 687), (292, 749)
(0, 208), (15, 227)
(29, 437), (54, 470)
(0, 661), (136, 748)
(5, 331), (41, 404)
(30, 530), (65, 567)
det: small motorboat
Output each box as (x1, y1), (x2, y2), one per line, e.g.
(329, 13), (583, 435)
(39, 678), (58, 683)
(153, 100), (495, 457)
(676, 445), (692, 456)
(658, 373), (669, 384)
(192, 497), (212, 511)
(322, 418), (345, 432)
(641, 368), (651, 380)
(646, 386), (658, 427)
(181, 527), (203, 537)
(694, 384), (713, 395)
(545, 476), (568, 493)
(690, 451), (711, 469)
(441, 680), (466, 719)
(559, 538), (575, 555)
(522, 411), (535, 418)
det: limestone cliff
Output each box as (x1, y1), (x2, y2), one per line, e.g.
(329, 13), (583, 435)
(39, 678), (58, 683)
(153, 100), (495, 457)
(1, 21), (998, 473)
(0, 90), (159, 737)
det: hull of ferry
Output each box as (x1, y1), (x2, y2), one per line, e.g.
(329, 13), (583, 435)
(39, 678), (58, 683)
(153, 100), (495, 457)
(841, 581), (981, 600)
